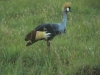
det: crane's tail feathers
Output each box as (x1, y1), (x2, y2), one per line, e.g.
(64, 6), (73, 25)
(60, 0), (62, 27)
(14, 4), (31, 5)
(26, 40), (33, 46)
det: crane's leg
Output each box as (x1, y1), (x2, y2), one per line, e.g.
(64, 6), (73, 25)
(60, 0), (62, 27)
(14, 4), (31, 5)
(47, 40), (50, 52)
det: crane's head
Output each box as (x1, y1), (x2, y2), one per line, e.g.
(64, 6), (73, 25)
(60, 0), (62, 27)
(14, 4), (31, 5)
(62, 2), (71, 14)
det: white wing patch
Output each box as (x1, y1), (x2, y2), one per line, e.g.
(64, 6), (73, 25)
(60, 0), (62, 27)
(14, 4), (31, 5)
(35, 31), (51, 40)
(44, 33), (51, 39)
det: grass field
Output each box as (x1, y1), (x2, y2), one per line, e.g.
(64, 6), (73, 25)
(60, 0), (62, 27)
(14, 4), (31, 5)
(0, 0), (100, 75)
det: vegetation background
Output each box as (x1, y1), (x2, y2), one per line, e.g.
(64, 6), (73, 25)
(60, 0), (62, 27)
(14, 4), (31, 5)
(0, 0), (100, 75)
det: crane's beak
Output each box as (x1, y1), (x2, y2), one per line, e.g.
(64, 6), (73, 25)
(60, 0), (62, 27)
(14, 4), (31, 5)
(69, 7), (72, 12)
(69, 9), (72, 12)
(67, 7), (71, 12)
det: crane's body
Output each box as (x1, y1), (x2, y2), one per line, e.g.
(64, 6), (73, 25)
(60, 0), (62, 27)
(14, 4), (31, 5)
(25, 2), (71, 46)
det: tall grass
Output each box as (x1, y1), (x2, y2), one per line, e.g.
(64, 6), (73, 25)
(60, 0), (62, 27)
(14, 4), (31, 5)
(0, 0), (100, 75)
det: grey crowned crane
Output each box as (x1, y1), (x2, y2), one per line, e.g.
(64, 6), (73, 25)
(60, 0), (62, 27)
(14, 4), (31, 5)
(25, 2), (71, 48)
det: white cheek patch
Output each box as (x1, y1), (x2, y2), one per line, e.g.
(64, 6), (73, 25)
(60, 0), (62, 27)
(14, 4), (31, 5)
(66, 8), (69, 11)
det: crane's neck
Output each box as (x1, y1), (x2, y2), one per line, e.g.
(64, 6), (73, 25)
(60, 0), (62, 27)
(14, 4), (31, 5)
(61, 11), (67, 28)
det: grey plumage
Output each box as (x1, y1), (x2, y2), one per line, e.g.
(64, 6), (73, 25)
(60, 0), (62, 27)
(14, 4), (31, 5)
(25, 2), (71, 46)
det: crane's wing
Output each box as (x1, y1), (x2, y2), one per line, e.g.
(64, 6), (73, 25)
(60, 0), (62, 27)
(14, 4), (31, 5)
(34, 24), (60, 35)
(34, 23), (60, 40)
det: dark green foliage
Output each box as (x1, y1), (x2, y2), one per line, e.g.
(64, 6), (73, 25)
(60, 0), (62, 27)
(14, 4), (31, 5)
(76, 65), (100, 75)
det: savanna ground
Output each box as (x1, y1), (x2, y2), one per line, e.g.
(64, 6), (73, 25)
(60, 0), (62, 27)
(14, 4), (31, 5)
(0, 0), (100, 75)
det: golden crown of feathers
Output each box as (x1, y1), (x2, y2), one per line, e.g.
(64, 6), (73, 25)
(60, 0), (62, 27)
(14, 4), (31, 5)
(62, 2), (71, 10)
